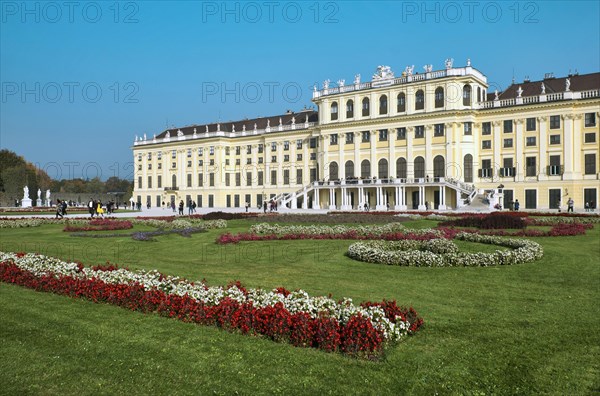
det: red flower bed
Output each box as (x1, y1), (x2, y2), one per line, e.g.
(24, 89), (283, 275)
(63, 220), (133, 232)
(0, 259), (423, 357)
(216, 231), (443, 244)
(439, 213), (526, 229)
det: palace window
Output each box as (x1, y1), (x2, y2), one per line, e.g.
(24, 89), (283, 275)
(271, 142), (277, 151)
(482, 140), (491, 149)
(585, 133), (596, 143)
(379, 95), (388, 114)
(415, 90), (424, 110)
(310, 153), (316, 160)
(362, 97), (370, 116)
(550, 135), (561, 145)
(585, 112), (596, 127)
(526, 117), (536, 131)
(330, 134), (338, 145)
(397, 93), (406, 112)
(415, 125), (425, 139)
(296, 139), (303, 149)
(504, 120), (513, 133)
(171, 150), (176, 159)
(331, 101), (338, 121)
(482, 122), (491, 135)
(235, 146), (241, 155)
(157, 152), (162, 160)
(147, 153), (152, 160)
(297, 154), (303, 161)
(346, 100), (354, 118)
(309, 138), (317, 149)
(225, 147), (230, 155)
(462, 85), (471, 106)
(526, 137), (537, 146)
(209, 146), (214, 155)
(346, 132), (354, 144)
(247, 145), (251, 154)
(361, 131), (370, 142)
(548, 155), (562, 176)
(479, 159), (492, 178)
(283, 141), (289, 151)
(435, 87), (444, 108)
(434, 123), (444, 137)
(550, 115), (560, 129)
(501, 158), (515, 177)
(397, 127), (406, 140)
(585, 154), (597, 175)
(464, 122), (472, 135)
(504, 138), (513, 148)
(187, 149), (192, 158)
(271, 156), (277, 163)
(378, 129), (388, 141)
(526, 157), (536, 177)
(284, 155), (289, 162)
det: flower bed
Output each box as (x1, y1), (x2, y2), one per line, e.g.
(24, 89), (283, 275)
(438, 213), (527, 229)
(248, 213), (410, 224)
(0, 251), (423, 357)
(347, 233), (543, 267)
(217, 223), (445, 244)
(64, 219), (134, 232)
(437, 222), (593, 238)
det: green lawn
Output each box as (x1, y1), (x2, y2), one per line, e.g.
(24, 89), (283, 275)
(0, 219), (599, 395)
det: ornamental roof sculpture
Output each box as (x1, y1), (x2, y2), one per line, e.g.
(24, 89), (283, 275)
(372, 65), (394, 81)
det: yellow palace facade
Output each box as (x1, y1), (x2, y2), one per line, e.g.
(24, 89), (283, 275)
(132, 61), (600, 211)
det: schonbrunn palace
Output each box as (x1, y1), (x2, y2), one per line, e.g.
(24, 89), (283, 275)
(132, 59), (600, 211)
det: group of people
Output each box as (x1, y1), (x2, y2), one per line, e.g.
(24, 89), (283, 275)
(263, 199), (278, 213)
(88, 199), (116, 218)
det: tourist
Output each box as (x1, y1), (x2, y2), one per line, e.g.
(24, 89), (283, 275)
(171, 201), (176, 212)
(55, 199), (63, 219)
(178, 200), (184, 215)
(567, 197), (574, 212)
(192, 201), (197, 213)
(514, 199), (520, 211)
(88, 198), (95, 218)
(61, 200), (67, 216)
(162, 201), (165, 210)
(585, 201), (590, 212)
(263, 201), (267, 213)
(245, 202), (249, 212)
(97, 200), (105, 217)
(187, 199), (193, 215)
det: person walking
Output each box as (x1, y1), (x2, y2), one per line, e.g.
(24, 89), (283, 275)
(171, 201), (176, 212)
(97, 200), (105, 218)
(514, 199), (520, 211)
(245, 202), (249, 212)
(178, 200), (184, 215)
(263, 201), (267, 213)
(55, 199), (64, 219)
(567, 197), (574, 212)
(88, 198), (95, 218)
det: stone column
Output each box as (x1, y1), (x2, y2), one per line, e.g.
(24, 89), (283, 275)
(563, 114), (575, 179)
(515, 118), (524, 182)
(370, 130), (377, 178)
(538, 116), (548, 181)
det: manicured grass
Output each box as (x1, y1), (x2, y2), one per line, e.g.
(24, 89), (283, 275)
(1, 219), (599, 395)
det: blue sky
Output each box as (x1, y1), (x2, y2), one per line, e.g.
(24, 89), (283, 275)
(1, 0), (599, 181)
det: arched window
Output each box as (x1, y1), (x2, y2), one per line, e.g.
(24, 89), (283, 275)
(172, 174), (177, 188)
(361, 159), (371, 179)
(414, 156), (425, 178)
(378, 158), (388, 178)
(330, 101), (338, 121)
(396, 157), (407, 179)
(345, 160), (355, 178)
(362, 97), (370, 117)
(464, 154), (473, 182)
(433, 155), (445, 178)
(329, 161), (339, 180)
(435, 87), (444, 108)
(379, 95), (388, 115)
(397, 93), (406, 112)
(477, 86), (482, 103)
(463, 85), (472, 106)
(415, 90), (424, 110)
(346, 100), (354, 118)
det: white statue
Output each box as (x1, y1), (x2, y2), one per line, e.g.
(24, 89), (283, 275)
(372, 65), (394, 81)
(323, 79), (330, 90)
(517, 86), (523, 98)
(405, 65), (414, 75)
(46, 189), (50, 200)
(217, 123), (220, 131)
(266, 119), (270, 127)
(279, 117), (282, 125)
(143, 133), (147, 140)
(232, 124), (235, 132)
(37, 188), (41, 199)
(445, 58), (454, 69)
(423, 64), (433, 73)
(291, 116), (295, 124)
(354, 74), (361, 84)
(466, 58), (471, 67)
(177, 129), (183, 137)
(193, 128), (197, 136)
(313, 84), (317, 92)
(565, 78), (571, 91)
(494, 90), (499, 100)
(23, 186), (29, 199)
(254, 123), (257, 131)
(135, 134), (138, 141)
(541, 82), (546, 94)
(242, 124), (246, 132)
(337, 79), (345, 87)
(165, 131), (170, 138)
